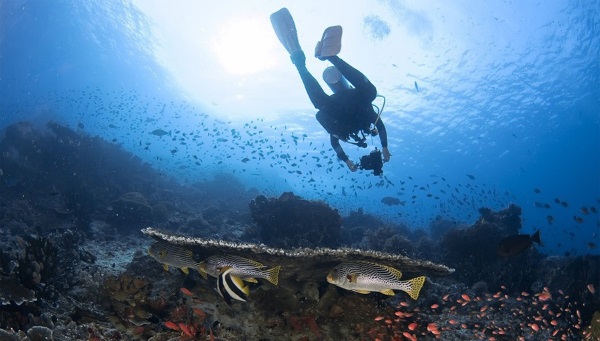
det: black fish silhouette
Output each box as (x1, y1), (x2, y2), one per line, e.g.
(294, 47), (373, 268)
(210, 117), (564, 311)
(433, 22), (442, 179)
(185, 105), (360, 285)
(496, 230), (541, 257)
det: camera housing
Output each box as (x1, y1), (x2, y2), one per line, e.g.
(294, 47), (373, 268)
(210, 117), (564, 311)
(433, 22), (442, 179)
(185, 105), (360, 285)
(358, 148), (383, 175)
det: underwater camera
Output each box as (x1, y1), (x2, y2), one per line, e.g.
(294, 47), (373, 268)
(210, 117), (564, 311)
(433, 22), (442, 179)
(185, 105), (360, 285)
(358, 148), (384, 176)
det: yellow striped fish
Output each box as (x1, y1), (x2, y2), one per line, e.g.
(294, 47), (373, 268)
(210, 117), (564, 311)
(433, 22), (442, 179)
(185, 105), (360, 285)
(199, 254), (280, 285)
(148, 241), (201, 275)
(326, 261), (426, 300)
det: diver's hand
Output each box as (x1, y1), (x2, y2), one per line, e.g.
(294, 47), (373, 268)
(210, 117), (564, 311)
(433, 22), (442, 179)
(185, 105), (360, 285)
(345, 159), (357, 172)
(382, 147), (391, 162)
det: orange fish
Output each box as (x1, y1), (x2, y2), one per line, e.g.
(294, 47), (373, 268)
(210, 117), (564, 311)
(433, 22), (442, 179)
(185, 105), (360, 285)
(538, 291), (551, 301)
(180, 287), (194, 296)
(587, 284), (596, 294)
(192, 308), (206, 318)
(178, 323), (193, 337)
(164, 321), (180, 331)
(402, 332), (416, 341)
(408, 322), (417, 331)
(427, 323), (439, 333)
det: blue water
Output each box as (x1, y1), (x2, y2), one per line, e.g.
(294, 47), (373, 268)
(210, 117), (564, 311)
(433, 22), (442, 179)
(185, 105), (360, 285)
(1, 0), (598, 256)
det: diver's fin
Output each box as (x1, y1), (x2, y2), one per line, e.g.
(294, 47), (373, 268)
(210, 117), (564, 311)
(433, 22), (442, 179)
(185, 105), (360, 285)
(270, 8), (301, 54)
(315, 25), (342, 60)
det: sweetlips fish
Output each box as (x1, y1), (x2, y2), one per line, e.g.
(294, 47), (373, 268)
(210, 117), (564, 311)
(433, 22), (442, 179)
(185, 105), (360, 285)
(148, 241), (201, 275)
(326, 260), (426, 300)
(199, 254), (281, 285)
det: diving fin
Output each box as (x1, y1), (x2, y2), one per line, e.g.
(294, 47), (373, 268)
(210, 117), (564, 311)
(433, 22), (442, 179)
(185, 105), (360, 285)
(315, 25), (342, 60)
(270, 8), (301, 54)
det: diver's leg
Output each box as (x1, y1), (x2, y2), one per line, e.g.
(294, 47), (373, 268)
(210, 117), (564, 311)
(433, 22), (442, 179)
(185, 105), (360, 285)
(291, 51), (330, 109)
(327, 56), (376, 100)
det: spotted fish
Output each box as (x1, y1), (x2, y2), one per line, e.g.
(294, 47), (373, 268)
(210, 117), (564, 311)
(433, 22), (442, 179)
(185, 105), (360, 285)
(326, 261), (426, 300)
(148, 241), (201, 275)
(199, 254), (280, 285)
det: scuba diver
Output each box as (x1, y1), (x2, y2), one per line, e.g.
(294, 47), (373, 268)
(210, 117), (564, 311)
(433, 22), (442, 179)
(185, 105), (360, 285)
(271, 8), (391, 174)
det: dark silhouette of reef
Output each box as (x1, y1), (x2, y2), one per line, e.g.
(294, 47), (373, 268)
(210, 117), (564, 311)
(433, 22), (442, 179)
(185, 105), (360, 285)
(0, 121), (180, 232)
(439, 204), (536, 288)
(249, 192), (342, 248)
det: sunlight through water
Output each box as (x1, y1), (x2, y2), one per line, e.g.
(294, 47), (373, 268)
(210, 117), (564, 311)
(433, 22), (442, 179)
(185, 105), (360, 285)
(212, 17), (278, 75)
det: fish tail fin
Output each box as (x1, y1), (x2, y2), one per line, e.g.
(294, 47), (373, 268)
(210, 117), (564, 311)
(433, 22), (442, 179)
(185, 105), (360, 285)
(404, 276), (426, 300)
(266, 265), (281, 285)
(531, 230), (542, 245)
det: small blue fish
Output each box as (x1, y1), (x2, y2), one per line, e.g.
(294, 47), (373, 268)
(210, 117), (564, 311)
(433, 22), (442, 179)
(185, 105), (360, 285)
(414, 81), (419, 92)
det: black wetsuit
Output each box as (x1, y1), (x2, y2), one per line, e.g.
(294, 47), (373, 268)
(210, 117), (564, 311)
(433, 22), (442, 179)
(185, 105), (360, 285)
(293, 55), (388, 161)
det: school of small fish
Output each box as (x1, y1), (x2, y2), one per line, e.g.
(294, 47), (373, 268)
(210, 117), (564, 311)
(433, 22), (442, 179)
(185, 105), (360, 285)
(23, 88), (597, 254)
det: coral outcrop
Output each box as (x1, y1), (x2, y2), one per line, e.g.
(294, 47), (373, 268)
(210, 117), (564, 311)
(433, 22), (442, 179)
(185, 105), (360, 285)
(439, 204), (541, 289)
(109, 192), (154, 228)
(249, 192), (342, 248)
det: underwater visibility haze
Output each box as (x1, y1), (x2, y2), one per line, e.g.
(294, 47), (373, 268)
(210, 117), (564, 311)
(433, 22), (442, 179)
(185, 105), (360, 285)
(0, 0), (599, 340)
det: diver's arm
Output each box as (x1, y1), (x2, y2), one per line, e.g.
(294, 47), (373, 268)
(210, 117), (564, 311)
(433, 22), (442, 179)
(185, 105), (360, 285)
(375, 119), (391, 162)
(375, 119), (388, 148)
(331, 135), (357, 171)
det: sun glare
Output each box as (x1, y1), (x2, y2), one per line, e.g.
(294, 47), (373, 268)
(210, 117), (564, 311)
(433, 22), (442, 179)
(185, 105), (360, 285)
(213, 17), (277, 75)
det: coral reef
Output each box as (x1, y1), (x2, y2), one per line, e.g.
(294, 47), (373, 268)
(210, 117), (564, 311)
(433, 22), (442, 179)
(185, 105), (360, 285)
(0, 121), (180, 233)
(0, 277), (36, 306)
(0, 234), (60, 308)
(142, 227), (455, 276)
(583, 310), (600, 340)
(108, 192), (154, 229)
(249, 192), (342, 248)
(438, 204), (540, 288)
(360, 226), (417, 256)
(0, 122), (598, 340)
